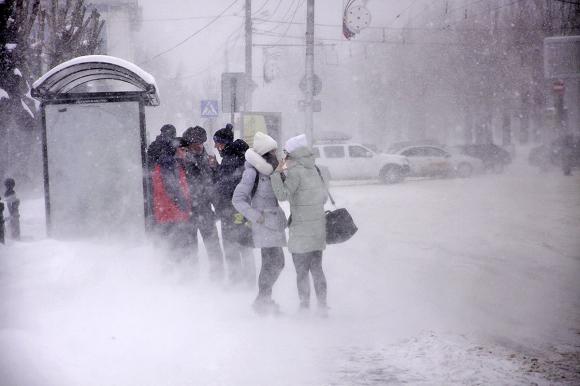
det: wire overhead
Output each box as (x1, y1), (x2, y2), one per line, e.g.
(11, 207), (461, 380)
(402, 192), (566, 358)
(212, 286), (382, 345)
(146, 0), (241, 62)
(388, 0), (424, 27)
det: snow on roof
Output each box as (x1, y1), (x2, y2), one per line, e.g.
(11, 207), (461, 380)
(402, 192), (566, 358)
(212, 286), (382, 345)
(21, 99), (34, 118)
(32, 55), (157, 91)
(32, 55), (159, 106)
(0, 88), (9, 100)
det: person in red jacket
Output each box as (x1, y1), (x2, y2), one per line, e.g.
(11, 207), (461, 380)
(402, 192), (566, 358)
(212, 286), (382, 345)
(148, 124), (194, 260)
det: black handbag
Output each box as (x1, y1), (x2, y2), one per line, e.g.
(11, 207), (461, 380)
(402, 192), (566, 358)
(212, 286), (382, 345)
(324, 207), (358, 244)
(315, 167), (358, 244)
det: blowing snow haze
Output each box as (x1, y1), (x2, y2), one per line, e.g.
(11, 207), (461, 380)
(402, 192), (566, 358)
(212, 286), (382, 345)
(1, 0), (580, 385)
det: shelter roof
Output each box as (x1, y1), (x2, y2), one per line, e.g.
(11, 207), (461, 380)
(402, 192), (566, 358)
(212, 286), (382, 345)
(32, 55), (159, 106)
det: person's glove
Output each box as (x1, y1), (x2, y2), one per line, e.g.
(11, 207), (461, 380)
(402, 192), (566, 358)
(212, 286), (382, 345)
(233, 212), (245, 225)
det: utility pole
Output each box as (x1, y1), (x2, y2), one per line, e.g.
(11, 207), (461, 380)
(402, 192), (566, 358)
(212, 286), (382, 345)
(245, 0), (253, 111)
(305, 0), (315, 142)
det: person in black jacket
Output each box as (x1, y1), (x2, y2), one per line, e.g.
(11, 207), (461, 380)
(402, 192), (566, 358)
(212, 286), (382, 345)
(213, 124), (256, 287)
(179, 126), (225, 282)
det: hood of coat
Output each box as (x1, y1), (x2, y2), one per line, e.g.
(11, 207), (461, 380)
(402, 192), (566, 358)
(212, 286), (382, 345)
(245, 148), (274, 175)
(284, 134), (308, 154)
(287, 147), (315, 169)
(232, 139), (249, 155)
(221, 141), (238, 158)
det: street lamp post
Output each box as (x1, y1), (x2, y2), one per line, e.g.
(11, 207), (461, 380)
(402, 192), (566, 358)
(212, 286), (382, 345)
(305, 0), (315, 143)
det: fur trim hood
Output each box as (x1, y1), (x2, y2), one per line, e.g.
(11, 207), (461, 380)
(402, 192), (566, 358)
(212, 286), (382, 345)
(245, 148), (274, 175)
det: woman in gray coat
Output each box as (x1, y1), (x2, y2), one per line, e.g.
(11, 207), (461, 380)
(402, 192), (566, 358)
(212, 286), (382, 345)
(270, 134), (330, 316)
(232, 132), (287, 315)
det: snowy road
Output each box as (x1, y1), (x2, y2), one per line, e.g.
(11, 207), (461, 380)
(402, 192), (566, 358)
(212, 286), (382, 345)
(1, 162), (579, 385)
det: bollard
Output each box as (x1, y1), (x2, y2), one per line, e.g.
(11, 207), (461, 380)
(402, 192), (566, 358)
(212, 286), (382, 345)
(0, 197), (4, 244)
(4, 178), (20, 241)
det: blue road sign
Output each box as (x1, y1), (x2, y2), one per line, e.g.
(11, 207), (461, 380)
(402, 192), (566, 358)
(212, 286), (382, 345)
(201, 100), (219, 118)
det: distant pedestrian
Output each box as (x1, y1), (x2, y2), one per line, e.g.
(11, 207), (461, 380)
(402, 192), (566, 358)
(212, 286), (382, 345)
(148, 124), (193, 260)
(232, 132), (287, 315)
(213, 124), (256, 287)
(0, 195), (5, 244)
(271, 134), (330, 316)
(4, 178), (20, 240)
(179, 126), (225, 282)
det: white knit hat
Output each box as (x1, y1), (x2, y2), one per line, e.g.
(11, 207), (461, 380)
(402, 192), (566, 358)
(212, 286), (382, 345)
(252, 131), (278, 155)
(284, 134), (308, 154)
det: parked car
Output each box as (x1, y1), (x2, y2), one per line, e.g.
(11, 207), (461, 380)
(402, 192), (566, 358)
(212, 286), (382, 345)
(389, 145), (483, 178)
(452, 143), (512, 173)
(387, 139), (441, 154)
(312, 142), (410, 183)
(529, 135), (580, 171)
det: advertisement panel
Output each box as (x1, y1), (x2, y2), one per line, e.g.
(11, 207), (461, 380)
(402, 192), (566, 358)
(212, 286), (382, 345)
(45, 101), (145, 239)
(241, 112), (282, 146)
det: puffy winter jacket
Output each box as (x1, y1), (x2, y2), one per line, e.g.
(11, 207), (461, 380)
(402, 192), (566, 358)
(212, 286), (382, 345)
(151, 163), (190, 223)
(232, 149), (287, 248)
(271, 147), (329, 253)
(148, 134), (191, 224)
(213, 139), (248, 218)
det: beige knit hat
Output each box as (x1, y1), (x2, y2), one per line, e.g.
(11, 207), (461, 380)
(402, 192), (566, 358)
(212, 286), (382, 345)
(252, 131), (278, 155)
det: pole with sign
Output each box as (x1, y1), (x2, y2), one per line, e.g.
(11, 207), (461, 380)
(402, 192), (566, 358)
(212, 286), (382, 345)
(553, 80), (566, 134)
(544, 36), (579, 138)
(222, 72), (246, 130)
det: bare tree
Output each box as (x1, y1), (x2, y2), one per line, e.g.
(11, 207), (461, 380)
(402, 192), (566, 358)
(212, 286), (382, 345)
(0, 0), (104, 190)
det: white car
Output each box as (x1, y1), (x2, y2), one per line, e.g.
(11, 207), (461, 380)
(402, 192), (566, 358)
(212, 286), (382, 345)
(312, 142), (410, 183)
(391, 145), (483, 178)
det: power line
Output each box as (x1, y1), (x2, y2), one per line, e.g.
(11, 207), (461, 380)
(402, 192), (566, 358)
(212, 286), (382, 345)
(444, 0), (488, 17)
(461, 0), (532, 21)
(272, 0), (306, 44)
(253, 16), (385, 30)
(388, 0), (425, 27)
(252, 0), (271, 16)
(258, 0), (301, 34)
(253, 29), (462, 45)
(141, 14), (239, 23)
(145, 0), (241, 63)
(553, 0), (580, 5)
(253, 16), (555, 32)
(403, 0), (444, 26)
(175, 25), (245, 80)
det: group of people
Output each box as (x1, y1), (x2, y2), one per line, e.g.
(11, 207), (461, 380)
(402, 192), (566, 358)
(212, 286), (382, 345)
(148, 123), (331, 316)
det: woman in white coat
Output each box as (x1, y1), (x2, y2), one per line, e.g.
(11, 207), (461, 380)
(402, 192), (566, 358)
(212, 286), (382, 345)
(232, 132), (287, 315)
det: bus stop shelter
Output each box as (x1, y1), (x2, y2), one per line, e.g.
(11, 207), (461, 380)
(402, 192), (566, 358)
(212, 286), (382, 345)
(31, 55), (159, 239)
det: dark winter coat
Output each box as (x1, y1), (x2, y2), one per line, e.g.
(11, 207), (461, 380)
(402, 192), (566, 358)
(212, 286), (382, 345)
(178, 147), (217, 221)
(147, 133), (178, 170)
(213, 139), (249, 218)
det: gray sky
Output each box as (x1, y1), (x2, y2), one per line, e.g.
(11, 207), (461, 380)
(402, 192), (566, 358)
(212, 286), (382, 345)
(136, 0), (430, 77)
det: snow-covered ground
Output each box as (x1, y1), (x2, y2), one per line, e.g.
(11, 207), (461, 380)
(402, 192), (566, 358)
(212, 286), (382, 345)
(1, 156), (579, 385)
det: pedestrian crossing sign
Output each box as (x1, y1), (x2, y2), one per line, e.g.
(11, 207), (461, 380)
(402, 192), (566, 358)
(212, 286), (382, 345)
(201, 100), (219, 117)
